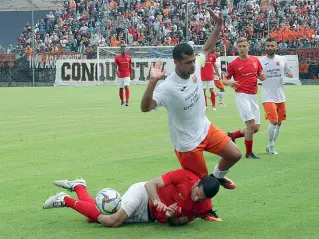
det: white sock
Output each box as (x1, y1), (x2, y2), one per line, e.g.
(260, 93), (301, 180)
(212, 164), (230, 178)
(274, 125), (281, 141)
(218, 92), (224, 104)
(268, 123), (276, 146)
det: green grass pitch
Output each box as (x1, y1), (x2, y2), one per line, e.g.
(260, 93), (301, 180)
(0, 85), (318, 239)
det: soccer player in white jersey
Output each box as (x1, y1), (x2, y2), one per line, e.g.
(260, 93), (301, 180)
(261, 37), (293, 155)
(213, 48), (226, 106)
(140, 10), (242, 192)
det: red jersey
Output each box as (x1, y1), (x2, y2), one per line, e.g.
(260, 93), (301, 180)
(200, 54), (216, 81)
(225, 56), (263, 94)
(114, 54), (132, 78)
(150, 169), (212, 223)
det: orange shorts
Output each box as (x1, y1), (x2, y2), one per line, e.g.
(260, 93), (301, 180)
(175, 124), (231, 178)
(263, 102), (287, 121)
(214, 80), (224, 89)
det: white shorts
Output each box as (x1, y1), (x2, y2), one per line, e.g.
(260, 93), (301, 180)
(235, 93), (260, 124)
(202, 80), (215, 89)
(121, 182), (150, 223)
(117, 77), (130, 88)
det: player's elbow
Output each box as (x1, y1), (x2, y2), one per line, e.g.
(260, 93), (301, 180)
(141, 105), (151, 112)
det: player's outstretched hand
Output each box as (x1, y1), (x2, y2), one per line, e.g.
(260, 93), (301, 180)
(165, 203), (179, 217)
(207, 8), (222, 26)
(259, 72), (267, 81)
(153, 199), (167, 212)
(287, 71), (294, 78)
(150, 61), (165, 82)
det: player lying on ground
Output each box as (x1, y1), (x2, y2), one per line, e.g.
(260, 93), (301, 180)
(141, 9), (241, 192)
(43, 169), (222, 227)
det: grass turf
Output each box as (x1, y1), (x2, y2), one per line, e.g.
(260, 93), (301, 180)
(0, 85), (318, 239)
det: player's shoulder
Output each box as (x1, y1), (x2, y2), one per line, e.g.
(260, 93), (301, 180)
(249, 55), (260, 61)
(275, 54), (287, 61)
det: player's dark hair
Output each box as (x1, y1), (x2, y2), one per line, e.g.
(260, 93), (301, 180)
(173, 43), (194, 61)
(266, 37), (277, 43)
(198, 176), (220, 198)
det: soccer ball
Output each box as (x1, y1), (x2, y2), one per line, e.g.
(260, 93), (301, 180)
(95, 188), (122, 215)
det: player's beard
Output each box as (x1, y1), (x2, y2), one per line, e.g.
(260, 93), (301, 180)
(267, 49), (276, 56)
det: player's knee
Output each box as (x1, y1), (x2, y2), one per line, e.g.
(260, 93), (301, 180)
(254, 126), (260, 134)
(270, 120), (278, 126)
(233, 147), (242, 162)
(246, 121), (255, 131)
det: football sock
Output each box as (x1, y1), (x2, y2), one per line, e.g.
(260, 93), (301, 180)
(125, 87), (130, 102)
(74, 185), (95, 204)
(64, 197), (100, 222)
(212, 165), (230, 178)
(268, 123), (276, 146)
(210, 92), (216, 107)
(119, 88), (124, 102)
(231, 130), (244, 140)
(245, 140), (253, 156)
(218, 92), (224, 104)
(274, 125), (281, 141)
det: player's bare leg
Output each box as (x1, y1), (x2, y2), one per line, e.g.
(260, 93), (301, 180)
(266, 120), (279, 155)
(211, 141), (242, 189)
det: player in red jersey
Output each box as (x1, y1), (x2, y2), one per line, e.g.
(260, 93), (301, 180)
(201, 52), (222, 110)
(223, 37), (266, 159)
(114, 44), (132, 106)
(43, 169), (221, 227)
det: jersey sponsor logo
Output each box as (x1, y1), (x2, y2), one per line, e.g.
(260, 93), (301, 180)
(192, 74), (198, 83)
(253, 62), (257, 69)
(264, 62), (269, 65)
(237, 66), (243, 71)
(181, 86), (187, 91)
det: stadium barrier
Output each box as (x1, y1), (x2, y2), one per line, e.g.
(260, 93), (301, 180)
(54, 55), (300, 86)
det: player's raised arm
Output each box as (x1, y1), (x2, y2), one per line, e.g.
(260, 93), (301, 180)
(140, 62), (165, 112)
(201, 9), (222, 59)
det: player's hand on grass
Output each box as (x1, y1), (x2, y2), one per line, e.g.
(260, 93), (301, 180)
(153, 199), (167, 212)
(259, 72), (267, 81)
(207, 8), (222, 26)
(150, 61), (165, 82)
(287, 71), (294, 78)
(165, 203), (179, 217)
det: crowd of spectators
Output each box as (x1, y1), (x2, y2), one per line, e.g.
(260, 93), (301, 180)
(1, 0), (318, 79)
(7, 0), (318, 53)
